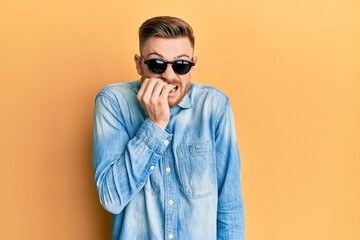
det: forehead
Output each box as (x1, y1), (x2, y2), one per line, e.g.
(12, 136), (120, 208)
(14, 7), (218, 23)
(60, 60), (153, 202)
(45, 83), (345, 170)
(141, 37), (194, 59)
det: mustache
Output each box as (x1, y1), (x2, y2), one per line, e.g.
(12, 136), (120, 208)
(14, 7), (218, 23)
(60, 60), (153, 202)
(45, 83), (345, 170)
(159, 77), (180, 84)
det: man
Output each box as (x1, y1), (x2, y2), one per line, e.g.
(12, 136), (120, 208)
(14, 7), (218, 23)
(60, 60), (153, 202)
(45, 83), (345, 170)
(93, 16), (244, 239)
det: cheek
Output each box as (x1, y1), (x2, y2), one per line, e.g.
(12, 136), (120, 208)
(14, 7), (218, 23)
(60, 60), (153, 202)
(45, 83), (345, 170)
(180, 77), (191, 90)
(142, 68), (159, 79)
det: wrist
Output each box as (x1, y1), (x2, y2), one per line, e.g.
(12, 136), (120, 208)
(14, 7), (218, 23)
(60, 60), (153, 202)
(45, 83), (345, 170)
(153, 120), (168, 130)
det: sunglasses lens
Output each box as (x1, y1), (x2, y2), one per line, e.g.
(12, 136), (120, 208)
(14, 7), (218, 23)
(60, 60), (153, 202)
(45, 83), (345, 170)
(146, 59), (167, 74)
(172, 60), (193, 75)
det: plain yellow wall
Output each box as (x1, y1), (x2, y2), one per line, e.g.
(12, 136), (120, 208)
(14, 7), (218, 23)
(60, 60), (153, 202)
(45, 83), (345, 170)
(0, 0), (359, 239)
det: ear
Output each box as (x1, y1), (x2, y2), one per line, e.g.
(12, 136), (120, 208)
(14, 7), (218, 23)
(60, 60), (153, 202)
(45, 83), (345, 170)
(190, 56), (197, 75)
(134, 54), (143, 76)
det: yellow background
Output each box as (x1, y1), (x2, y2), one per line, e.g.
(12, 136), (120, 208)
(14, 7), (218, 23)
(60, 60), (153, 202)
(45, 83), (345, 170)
(0, 0), (359, 239)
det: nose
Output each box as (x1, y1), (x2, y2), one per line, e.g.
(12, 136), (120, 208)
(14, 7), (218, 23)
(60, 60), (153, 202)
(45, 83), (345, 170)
(161, 63), (177, 82)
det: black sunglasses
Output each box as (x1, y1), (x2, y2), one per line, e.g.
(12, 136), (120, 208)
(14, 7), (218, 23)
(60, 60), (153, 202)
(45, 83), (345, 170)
(142, 57), (195, 75)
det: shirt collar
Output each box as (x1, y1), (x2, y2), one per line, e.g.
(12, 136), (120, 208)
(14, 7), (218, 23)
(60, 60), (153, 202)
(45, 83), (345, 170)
(177, 91), (192, 109)
(131, 80), (193, 109)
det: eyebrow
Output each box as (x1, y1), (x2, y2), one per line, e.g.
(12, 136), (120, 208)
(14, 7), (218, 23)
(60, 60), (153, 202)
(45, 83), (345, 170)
(146, 52), (191, 59)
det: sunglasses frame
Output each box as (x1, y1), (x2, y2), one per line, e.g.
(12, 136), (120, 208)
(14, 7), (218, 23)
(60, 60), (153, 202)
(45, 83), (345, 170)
(141, 56), (195, 75)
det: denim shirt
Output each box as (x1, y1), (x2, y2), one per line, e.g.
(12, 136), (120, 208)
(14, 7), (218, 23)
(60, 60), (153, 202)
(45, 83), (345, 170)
(93, 81), (244, 240)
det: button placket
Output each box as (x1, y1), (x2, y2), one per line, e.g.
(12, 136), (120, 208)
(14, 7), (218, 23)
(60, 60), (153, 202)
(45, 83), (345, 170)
(163, 143), (177, 240)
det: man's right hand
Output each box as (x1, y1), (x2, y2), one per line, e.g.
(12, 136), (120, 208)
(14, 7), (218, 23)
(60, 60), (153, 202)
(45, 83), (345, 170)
(136, 78), (174, 130)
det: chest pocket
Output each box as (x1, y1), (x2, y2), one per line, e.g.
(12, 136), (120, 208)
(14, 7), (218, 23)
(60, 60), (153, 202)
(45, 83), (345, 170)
(176, 141), (216, 198)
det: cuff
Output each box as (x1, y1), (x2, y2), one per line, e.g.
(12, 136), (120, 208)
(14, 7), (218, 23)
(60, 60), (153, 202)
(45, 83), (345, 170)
(136, 118), (173, 154)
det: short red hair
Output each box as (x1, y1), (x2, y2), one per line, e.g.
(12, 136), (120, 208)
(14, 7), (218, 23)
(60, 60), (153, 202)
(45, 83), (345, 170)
(138, 16), (195, 49)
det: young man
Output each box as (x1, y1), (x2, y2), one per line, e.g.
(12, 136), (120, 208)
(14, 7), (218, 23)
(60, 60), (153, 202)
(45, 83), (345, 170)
(93, 16), (244, 239)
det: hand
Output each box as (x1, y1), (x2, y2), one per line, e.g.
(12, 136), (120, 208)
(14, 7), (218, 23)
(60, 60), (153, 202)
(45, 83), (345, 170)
(137, 78), (174, 130)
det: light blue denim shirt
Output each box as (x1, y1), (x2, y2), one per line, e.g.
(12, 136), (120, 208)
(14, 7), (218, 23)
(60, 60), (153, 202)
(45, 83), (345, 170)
(93, 80), (244, 240)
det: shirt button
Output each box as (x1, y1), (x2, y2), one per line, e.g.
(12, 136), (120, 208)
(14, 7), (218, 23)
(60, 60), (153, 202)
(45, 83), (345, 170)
(150, 166), (155, 170)
(168, 199), (174, 205)
(166, 167), (171, 173)
(168, 233), (174, 239)
(163, 139), (170, 145)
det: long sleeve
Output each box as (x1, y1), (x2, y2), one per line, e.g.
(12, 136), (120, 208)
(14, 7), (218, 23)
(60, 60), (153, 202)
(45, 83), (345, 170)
(92, 91), (172, 214)
(215, 100), (245, 239)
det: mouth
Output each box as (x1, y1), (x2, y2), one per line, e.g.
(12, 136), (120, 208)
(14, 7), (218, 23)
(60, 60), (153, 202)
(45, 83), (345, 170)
(170, 85), (179, 93)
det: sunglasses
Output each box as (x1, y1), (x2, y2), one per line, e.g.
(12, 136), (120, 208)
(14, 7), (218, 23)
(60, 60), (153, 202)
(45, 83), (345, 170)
(142, 57), (195, 75)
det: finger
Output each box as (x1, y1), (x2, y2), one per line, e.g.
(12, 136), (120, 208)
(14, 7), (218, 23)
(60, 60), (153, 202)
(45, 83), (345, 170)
(151, 80), (167, 98)
(139, 78), (158, 102)
(159, 84), (174, 101)
(137, 78), (150, 100)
